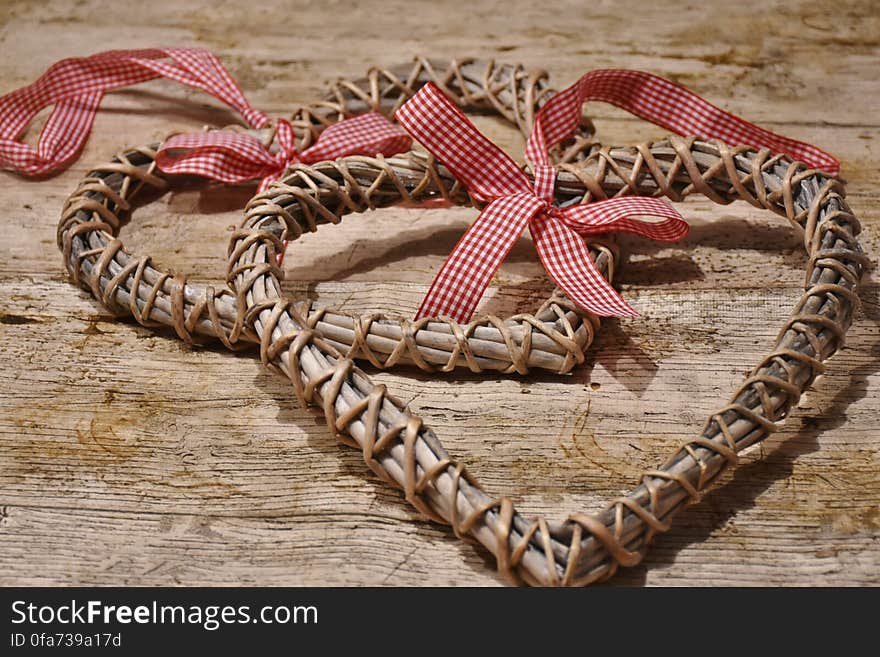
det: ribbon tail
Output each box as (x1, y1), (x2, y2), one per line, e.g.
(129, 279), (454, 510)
(531, 68), (839, 175)
(531, 213), (638, 318)
(135, 49), (269, 129)
(415, 194), (542, 322)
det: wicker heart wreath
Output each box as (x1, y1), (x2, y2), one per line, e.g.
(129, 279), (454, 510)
(59, 58), (603, 374)
(56, 59), (866, 586)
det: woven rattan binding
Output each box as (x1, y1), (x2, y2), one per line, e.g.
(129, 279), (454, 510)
(58, 58), (604, 374)
(225, 138), (866, 586)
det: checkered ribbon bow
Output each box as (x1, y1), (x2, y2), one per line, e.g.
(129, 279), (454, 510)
(396, 70), (840, 323)
(155, 112), (412, 193)
(0, 47), (412, 186)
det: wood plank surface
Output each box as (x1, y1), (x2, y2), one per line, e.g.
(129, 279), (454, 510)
(0, 0), (877, 586)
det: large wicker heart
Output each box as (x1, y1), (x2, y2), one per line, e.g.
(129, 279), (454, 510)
(227, 133), (865, 586)
(59, 58), (602, 374)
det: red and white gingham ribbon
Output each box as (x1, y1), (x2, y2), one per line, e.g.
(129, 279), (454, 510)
(155, 112), (412, 193)
(0, 48), (273, 177)
(0, 47), (413, 189)
(0, 47), (413, 272)
(396, 70), (840, 323)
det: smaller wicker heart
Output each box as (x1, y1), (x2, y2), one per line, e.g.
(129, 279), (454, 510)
(59, 58), (603, 375)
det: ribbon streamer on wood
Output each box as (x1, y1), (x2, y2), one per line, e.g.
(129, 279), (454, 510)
(0, 47), (270, 177)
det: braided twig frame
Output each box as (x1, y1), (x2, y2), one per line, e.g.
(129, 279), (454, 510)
(58, 58), (604, 374)
(226, 137), (866, 586)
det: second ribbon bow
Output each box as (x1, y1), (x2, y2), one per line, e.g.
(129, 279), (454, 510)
(396, 69), (839, 323)
(395, 82), (688, 322)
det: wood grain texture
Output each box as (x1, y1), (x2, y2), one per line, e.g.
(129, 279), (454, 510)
(0, 0), (878, 586)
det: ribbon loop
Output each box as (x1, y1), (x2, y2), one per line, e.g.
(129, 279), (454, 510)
(155, 130), (281, 186)
(396, 83), (532, 201)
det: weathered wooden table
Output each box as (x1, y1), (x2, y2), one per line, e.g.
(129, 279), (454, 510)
(1, 0), (877, 586)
